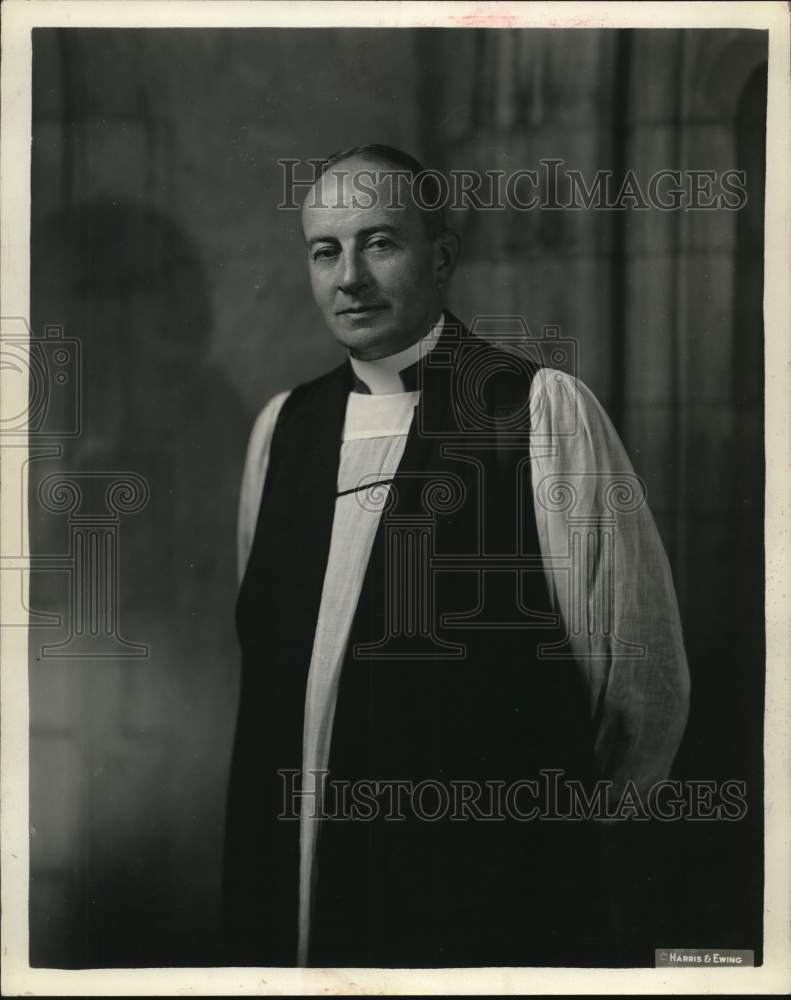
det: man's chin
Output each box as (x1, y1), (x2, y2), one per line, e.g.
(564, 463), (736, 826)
(332, 318), (400, 358)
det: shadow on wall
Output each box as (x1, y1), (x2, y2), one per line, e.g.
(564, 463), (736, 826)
(29, 198), (248, 967)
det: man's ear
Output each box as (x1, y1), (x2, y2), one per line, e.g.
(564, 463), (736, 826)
(434, 230), (462, 288)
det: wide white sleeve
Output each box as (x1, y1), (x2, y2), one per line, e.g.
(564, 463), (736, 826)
(529, 368), (690, 798)
(236, 390), (291, 586)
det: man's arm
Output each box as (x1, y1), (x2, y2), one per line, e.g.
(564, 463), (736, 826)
(236, 390), (291, 586)
(529, 368), (690, 800)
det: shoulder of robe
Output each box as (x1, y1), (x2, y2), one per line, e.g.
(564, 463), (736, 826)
(274, 360), (350, 427)
(463, 336), (545, 424)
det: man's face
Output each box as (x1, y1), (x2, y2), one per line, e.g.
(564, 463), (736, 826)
(302, 156), (443, 360)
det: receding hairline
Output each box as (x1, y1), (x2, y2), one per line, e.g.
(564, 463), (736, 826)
(316, 143), (428, 179)
(304, 153), (420, 199)
(302, 151), (447, 237)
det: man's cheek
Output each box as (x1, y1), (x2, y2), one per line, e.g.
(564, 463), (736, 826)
(309, 269), (330, 296)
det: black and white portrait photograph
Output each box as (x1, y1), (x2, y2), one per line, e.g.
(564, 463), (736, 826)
(1, 1), (789, 995)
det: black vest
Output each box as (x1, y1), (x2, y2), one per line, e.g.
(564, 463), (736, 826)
(225, 318), (613, 967)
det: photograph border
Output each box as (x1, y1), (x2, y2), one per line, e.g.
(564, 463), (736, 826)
(2, 1), (789, 995)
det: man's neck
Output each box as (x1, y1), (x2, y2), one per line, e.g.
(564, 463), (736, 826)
(349, 313), (445, 395)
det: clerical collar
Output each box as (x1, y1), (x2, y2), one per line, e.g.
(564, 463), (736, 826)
(349, 314), (445, 394)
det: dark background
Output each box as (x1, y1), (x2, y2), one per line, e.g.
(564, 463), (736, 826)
(28, 28), (766, 967)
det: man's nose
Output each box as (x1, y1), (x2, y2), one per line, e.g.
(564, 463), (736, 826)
(337, 251), (369, 294)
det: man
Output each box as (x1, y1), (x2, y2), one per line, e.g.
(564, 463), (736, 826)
(224, 145), (690, 969)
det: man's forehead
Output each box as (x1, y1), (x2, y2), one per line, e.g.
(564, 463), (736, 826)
(311, 155), (403, 195)
(302, 157), (421, 233)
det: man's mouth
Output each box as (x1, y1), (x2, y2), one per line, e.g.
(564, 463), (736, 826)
(336, 304), (388, 316)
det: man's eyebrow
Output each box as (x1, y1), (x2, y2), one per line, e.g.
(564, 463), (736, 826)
(307, 224), (402, 248)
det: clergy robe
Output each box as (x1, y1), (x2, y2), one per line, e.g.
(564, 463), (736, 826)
(224, 314), (689, 967)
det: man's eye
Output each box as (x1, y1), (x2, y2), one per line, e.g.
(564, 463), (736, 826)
(365, 238), (393, 251)
(312, 247), (338, 262)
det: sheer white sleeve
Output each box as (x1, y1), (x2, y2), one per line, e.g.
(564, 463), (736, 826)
(529, 368), (690, 798)
(236, 390), (291, 586)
